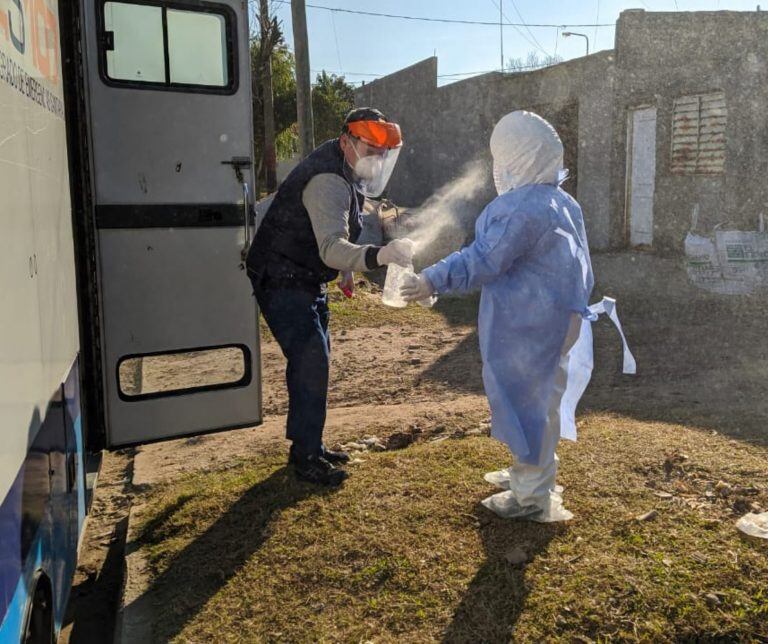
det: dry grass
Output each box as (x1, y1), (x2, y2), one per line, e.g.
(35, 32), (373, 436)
(135, 412), (768, 643)
(132, 255), (768, 642)
(258, 281), (450, 341)
(328, 281), (440, 330)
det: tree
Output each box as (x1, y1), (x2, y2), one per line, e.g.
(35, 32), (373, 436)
(250, 1), (280, 189)
(505, 51), (563, 73)
(268, 45), (299, 157)
(250, 26), (355, 191)
(311, 71), (355, 145)
(251, 42), (298, 186)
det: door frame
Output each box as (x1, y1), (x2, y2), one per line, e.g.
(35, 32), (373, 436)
(68, 0), (261, 449)
(60, 0), (107, 451)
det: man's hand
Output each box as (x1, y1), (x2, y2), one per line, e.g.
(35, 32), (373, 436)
(338, 271), (354, 298)
(377, 238), (414, 267)
(400, 273), (434, 302)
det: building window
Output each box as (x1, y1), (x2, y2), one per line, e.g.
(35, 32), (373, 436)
(102, 1), (232, 90)
(671, 92), (726, 175)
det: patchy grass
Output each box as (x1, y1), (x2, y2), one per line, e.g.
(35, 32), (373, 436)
(258, 278), (479, 339)
(135, 254), (768, 641)
(135, 413), (768, 643)
(258, 280), (450, 341)
(327, 281), (441, 331)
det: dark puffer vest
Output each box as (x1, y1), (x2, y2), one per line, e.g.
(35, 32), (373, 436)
(246, 139), (364, 290)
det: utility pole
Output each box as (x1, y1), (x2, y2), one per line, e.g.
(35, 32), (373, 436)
(260, 0), (277, 191)
(499, 0), (504, 72)
(291, 0), (314, 157)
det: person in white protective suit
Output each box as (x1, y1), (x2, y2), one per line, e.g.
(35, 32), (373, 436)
(401, 111), (635, 522)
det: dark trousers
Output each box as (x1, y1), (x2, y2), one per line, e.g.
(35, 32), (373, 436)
(253, 282), (330, 457)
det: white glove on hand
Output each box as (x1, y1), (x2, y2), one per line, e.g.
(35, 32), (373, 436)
(400, 273), (434, 302)
(377, 238), (414, 267)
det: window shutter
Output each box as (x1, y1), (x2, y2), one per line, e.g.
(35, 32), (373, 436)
(671, 92), (726, 175)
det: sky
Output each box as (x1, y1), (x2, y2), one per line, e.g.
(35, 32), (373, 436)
(269, 0), (759, 86)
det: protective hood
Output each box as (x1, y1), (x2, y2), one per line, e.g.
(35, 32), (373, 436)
(490, 110), (565, 195)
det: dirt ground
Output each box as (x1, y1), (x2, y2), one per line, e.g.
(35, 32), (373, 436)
(58, 251), (768, 643)
(58, 449), (134, 644)
(111, 249), (768, 450)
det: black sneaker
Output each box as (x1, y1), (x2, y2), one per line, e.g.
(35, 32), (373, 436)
(289, 444), (350, 465)
(321, 446), (350, 465)
(294, 454), (348, 486)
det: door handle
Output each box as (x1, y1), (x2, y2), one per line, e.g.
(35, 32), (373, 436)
(222, 157), (253, 260)
(241, 181), (252, 261)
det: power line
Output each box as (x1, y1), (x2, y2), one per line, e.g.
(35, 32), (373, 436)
(311, 53), (570, 81)
(329, 9), (343, 75)
(272, 1), (614, 28)
(438, 62), (556, 77)
(438, 69), (498, 77)
(488, 0), (547, 58)
(311, 66), (533, 80)
(507, 0), (551, 55)
(309, 3), (615, 27)
(593, 0), (600, 51)
(311, 69), (384, 77)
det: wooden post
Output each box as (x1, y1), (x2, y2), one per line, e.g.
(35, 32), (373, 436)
(291, 0), (314, 157)
(260, 0), (277, 190)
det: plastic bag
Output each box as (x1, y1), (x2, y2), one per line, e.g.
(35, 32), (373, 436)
(382, 262), (437, 308)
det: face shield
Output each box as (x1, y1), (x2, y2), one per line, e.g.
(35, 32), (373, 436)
(345, 120), (403, 198)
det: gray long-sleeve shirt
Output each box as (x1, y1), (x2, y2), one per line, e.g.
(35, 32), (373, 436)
(302, 173), (378, 273)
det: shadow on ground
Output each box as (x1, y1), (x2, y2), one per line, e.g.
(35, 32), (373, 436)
(418, 252), (768, 447)
(433, 292), (482, 328)
(128, 467), (333, 642)
(422, 331), (484, 395)
(442, 507), (562, 643)
(418, 293), (484, 394)
(585, 252), (768, 446)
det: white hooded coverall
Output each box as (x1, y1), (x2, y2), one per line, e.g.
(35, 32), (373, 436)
(422, 111), (635, 521)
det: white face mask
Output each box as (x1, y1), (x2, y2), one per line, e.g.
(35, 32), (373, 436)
(493, 164), (519, 195)
(347, 138), (401, 198)
(352, 146), (384, 182)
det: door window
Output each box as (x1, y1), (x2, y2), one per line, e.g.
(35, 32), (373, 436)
(167, 10), (227, 85)
(102, 1), (233, 91)
(104, 3), (166, 83)
(118, 345), (251, 400)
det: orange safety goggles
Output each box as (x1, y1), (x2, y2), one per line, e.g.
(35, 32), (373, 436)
(346, 120), (403, 149)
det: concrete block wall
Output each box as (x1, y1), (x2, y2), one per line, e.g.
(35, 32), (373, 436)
(355, 10), (768, 252)
(355, 54), (616, 249)
(354, 58), (440, 207)
(611, 10), (768, 250)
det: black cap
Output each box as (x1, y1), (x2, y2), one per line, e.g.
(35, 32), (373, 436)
(343, 107), (387, 131)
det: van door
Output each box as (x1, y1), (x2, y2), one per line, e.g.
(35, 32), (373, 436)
(626, 106), (657, 246)
(82, 0), (261, 446)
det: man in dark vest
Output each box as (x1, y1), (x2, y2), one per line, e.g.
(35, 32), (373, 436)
(246, 107), (413, 486)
